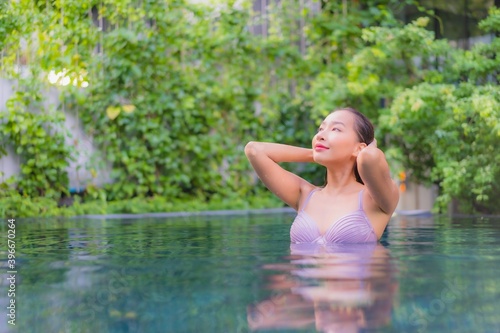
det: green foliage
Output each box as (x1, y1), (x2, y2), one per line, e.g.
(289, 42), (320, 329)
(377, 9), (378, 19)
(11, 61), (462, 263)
(377, 9), (500, 213)
(0, 0), (17, 51)
(74, 1), (269, 200)
(309, 15), (454, 120)
(381, 83), (500, 213)
(479, 6), (500, 34)
(451, 7), (500, 85)
(0, 77), (74, 198)
(0, 188), (281, 218)
(0, 185), (71, 217)
(1, 0), (499, 216)
(433, 84), (500, 213)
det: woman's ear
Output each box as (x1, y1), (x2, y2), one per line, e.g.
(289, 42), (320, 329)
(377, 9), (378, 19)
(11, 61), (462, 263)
(353, 142), (367, 157)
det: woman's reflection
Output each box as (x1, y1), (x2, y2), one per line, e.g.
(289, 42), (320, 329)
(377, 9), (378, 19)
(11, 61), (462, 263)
(248, 243), (398, 332)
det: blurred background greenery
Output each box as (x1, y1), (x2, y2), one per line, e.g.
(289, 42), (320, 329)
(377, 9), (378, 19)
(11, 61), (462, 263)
(0, 0), (499, 217)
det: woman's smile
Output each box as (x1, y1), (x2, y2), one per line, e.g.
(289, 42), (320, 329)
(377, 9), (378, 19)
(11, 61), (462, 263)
(314, 144), (329, 151)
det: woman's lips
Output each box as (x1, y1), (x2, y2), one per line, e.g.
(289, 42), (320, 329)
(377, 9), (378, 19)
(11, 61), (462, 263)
(314, 144), (329, 151)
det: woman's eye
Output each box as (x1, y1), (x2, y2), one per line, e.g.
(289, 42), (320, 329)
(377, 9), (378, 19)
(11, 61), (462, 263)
(317, 127), (323, 132)
(332, 128), (340, 132)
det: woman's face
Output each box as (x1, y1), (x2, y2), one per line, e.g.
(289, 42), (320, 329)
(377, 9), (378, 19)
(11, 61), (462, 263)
(312, 110), (365, 166)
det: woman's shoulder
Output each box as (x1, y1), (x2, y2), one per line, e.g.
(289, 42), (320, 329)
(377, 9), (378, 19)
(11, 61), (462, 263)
(300, 182), (320, 196)
(295, 183), (320, 209)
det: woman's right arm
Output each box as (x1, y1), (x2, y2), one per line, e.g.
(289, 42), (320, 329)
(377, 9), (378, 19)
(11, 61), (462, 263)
(244, 141), (314, 210)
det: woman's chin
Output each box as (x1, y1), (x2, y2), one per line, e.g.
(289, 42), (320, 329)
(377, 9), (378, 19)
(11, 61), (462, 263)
(312, 157), (328, 166)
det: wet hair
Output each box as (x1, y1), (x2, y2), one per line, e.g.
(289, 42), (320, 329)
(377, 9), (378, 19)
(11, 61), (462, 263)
(331, 107), (375, 184)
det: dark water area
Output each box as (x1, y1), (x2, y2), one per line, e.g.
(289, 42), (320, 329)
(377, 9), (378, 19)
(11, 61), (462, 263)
(1, 214), (499, 333)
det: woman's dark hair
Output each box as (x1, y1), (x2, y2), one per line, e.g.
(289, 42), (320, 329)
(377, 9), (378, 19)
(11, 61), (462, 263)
(332, 107), (374, 184)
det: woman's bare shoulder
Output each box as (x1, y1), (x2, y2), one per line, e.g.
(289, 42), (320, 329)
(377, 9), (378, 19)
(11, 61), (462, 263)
(296, 182), (320, 210)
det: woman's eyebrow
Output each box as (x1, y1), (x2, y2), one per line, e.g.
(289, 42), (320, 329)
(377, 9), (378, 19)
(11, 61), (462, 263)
(321, 121), (346, 127)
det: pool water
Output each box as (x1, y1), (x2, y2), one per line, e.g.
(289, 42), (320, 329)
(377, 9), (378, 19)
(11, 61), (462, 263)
(1, 213), (500, 333)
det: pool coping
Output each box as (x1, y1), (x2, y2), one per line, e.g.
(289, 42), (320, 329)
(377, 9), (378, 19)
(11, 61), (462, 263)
(72, 208), (439, 220)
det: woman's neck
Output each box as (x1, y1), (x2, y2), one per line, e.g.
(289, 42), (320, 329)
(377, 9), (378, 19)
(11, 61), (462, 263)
(323, 166), (362, 195)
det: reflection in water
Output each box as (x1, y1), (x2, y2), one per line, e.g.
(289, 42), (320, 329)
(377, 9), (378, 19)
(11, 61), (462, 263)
(5, 216), (500, 332)
(248, 243), (399, 332)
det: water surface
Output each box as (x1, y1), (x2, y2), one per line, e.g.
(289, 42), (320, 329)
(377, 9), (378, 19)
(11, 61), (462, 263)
(1, 214), (499, 332)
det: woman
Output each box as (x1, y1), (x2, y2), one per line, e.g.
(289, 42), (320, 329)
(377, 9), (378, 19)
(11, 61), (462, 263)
(244, 107), (399, 244)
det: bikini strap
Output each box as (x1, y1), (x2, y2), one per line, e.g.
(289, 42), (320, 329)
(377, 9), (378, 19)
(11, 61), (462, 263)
(358, 190), (364, 210)
(300, 188), (319, 212)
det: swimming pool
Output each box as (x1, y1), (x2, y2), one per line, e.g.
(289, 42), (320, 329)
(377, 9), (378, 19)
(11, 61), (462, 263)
(2, 213), (499, 332)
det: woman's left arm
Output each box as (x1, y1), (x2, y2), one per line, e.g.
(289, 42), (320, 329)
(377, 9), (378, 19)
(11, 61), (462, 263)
(357, 139), (399, 214)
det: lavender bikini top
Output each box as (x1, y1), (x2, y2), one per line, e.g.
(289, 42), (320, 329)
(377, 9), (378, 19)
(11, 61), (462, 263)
(290, 188), (378, 244)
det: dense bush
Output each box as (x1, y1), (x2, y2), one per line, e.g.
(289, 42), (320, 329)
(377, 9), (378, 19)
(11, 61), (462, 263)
(1, 1), (499, 215)
(379, 8), (500, 213)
